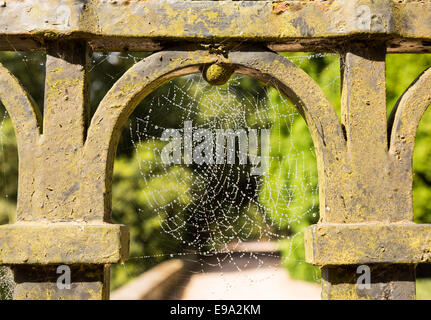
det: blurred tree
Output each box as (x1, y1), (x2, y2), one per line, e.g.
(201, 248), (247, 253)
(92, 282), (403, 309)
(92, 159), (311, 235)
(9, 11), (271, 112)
(0, 119), (17, 225)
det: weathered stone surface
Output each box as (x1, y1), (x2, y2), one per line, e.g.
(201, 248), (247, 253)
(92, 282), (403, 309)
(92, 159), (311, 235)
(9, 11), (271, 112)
(305, 223), (431, 265)
(0, 223), (129, 264)
(12, 265), (110, 300)
(321, 265), (415, 300)
(0, 1), (430, 52)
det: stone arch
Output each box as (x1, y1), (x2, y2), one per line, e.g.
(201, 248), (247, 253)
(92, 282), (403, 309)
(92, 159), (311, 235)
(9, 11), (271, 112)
(0, 62), (42, 217)
(389, 67), (431, 164)
(82, 48), (346, 221)
(387, 67), (431, 223)
(0, 62), (41, 146)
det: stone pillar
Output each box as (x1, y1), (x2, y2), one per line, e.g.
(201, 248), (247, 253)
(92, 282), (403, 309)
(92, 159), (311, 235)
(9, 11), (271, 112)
(305, 42), (418, 299)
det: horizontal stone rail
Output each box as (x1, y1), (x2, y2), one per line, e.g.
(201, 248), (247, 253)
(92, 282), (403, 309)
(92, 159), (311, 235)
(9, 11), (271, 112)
(0, 223), (129, 265)
(305, 223), (431, 265)
(0, 0), (431, 52)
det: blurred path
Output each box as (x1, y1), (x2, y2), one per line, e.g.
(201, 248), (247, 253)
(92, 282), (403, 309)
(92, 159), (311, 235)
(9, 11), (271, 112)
(170, 242), (321, 300)
(112, 242), (321, 300)
(178, 267), (321, 300)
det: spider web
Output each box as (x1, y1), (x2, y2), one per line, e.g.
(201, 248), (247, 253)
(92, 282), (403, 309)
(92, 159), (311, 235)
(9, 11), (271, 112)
(120, 60), (332, 297)
(130, 75), (315, 245)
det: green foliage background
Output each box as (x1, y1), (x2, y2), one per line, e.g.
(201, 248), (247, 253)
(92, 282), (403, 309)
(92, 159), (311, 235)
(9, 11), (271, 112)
(0, 51), (430, 293)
